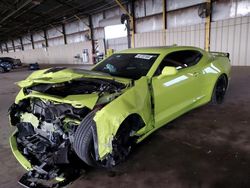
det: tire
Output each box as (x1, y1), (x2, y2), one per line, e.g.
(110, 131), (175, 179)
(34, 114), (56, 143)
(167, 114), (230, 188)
(73, 111), (137, 168)
(73, 110), (98, 167)
(0, 67), (5, 73)
(211, 74), (228, 104)
(110, 120), (136, 166)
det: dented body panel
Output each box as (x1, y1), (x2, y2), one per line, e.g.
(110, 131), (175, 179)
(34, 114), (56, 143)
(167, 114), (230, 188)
(94, 77), (154, 159)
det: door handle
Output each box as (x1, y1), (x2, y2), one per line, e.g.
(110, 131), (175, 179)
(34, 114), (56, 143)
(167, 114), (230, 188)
(193, 72), (200, 77)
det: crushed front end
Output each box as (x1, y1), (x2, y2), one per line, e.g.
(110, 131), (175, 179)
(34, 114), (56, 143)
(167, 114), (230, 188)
(9, 98), (88, 187)
(9, 68), (130, 187)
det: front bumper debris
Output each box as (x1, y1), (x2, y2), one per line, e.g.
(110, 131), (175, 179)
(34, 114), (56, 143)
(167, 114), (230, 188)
(10, 132), (83, 188)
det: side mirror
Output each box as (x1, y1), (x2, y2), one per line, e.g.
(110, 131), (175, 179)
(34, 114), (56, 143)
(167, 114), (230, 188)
(157, 66), (178, 79)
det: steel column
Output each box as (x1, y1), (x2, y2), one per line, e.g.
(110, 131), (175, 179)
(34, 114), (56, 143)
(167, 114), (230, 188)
(205, 0), (212, 51)
(30, 34), (34, 49)
(163, 0), (167, 30)
(12, 40), (15, 52)
(0, 44), (3, 53)
(20, 37), (24, 51)
(115, 0), (134, 48)
(62, 24), (67, 45)
(88, 15), (95, 54)
(5, 42), (8, 53)
(44, 29), (48, 47)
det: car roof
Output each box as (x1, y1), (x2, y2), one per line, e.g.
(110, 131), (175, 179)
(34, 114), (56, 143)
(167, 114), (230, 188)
(118, 45), (203, 54)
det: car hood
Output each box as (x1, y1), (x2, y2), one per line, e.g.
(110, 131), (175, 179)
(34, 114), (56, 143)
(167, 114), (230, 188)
(17, 67), (131, 88)
(15, 67), (132, 109)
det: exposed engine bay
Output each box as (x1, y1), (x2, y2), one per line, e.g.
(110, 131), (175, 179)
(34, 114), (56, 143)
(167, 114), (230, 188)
(9, 77), (129, 187)
(25, 77), (126, 97)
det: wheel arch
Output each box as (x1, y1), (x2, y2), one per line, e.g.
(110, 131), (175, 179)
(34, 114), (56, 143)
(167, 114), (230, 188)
(117, 113), (146, 133)
(209, 73), (229, 101)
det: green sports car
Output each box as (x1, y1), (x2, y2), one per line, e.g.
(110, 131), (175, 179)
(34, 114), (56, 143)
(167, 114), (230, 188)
(9, 46), (230, 182)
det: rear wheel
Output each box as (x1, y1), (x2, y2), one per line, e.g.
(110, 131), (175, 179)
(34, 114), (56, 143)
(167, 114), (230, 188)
(211, 75), (228, 104)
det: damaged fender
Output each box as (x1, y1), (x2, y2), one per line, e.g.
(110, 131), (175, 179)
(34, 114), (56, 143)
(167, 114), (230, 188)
(94, 77), (154, 160)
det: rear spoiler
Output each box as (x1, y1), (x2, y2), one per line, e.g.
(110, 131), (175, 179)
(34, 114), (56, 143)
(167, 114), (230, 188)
(210, 51), (230, 58)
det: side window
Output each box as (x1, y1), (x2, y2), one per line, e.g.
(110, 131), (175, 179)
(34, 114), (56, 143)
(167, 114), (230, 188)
(154, 50), (203, 76)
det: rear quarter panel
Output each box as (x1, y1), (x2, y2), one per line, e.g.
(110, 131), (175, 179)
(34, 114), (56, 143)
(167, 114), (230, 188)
(201, 53), (231, 103)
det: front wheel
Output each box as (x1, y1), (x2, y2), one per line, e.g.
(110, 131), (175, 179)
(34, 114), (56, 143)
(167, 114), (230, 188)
(73, 110), (99, 167)
(73, 111), (136, 168)
(211, 75), (228, 104)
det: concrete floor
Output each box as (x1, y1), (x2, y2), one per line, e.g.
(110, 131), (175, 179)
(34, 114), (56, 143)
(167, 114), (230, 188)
(1, 66), (250, 188)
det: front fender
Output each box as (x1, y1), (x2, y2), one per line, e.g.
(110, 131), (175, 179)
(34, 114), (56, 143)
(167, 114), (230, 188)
(93, 77), (154, 160)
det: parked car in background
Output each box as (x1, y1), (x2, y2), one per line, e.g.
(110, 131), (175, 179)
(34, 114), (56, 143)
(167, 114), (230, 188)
(15, 58), (22, 66)
(0, 60), (12, 73)
(0, 57), (22, 68)
(29, 62), (40, 70)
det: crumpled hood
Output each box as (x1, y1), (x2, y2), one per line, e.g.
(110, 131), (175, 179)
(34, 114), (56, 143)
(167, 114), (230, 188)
(17, 67), (131, 88)
(15, 68), (132, 109)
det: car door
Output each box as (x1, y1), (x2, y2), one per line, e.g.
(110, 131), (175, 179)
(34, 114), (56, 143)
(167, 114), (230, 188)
(151, 50), (204, 127)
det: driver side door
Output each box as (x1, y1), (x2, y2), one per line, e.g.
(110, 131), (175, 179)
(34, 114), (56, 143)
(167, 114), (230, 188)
(152, 50), (203, 128)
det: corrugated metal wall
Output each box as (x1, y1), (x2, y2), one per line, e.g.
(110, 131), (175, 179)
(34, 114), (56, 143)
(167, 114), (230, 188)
(210, 16), (250, 66)
(135, 23), (205, 48)
(106, 37), (128, 51)
(135, 15), (250, 66)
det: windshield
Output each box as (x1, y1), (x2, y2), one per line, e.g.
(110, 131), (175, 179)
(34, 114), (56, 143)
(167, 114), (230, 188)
(93, 53), (159, 80)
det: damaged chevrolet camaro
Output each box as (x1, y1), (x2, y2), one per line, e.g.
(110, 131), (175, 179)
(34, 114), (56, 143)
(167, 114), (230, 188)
(9, 46), (231, 186)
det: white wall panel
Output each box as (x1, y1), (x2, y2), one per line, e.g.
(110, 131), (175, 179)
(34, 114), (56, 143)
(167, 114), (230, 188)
(34, 41), (43, 49)
(106, 37), (128, 52)
(92, 12), (104, 28)
(105, 7), (122, 18)
(48, 37), (64, 47)
(212, 0), (250, 21)
(13, 39), (22, 51)
(33, 31), (44, 42)
(22, 34), (31, 44)
(65, 19), (89, 34)
(0, 41), (93, 64)
(47, 26), (62, 39)
(6, 41), (13, 52)
(210, 16), (250, 66)
(167, 0), (205, 11)
(146, 0), (162, 16)
(23, 44), (32, 50)
(67, 32), (89, 44)
(99, 16), (121, 27)
(135, 30), (165, 47)
(135, 23), (205, 48)
(93, 28), (105, 40)
(135, 0), (145, 18)
(136, 14), (163, 32)
(167, 6), (205, 28)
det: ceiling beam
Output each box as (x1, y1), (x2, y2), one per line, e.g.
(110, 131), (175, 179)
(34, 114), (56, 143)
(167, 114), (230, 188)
(0, 0), (33, 24)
